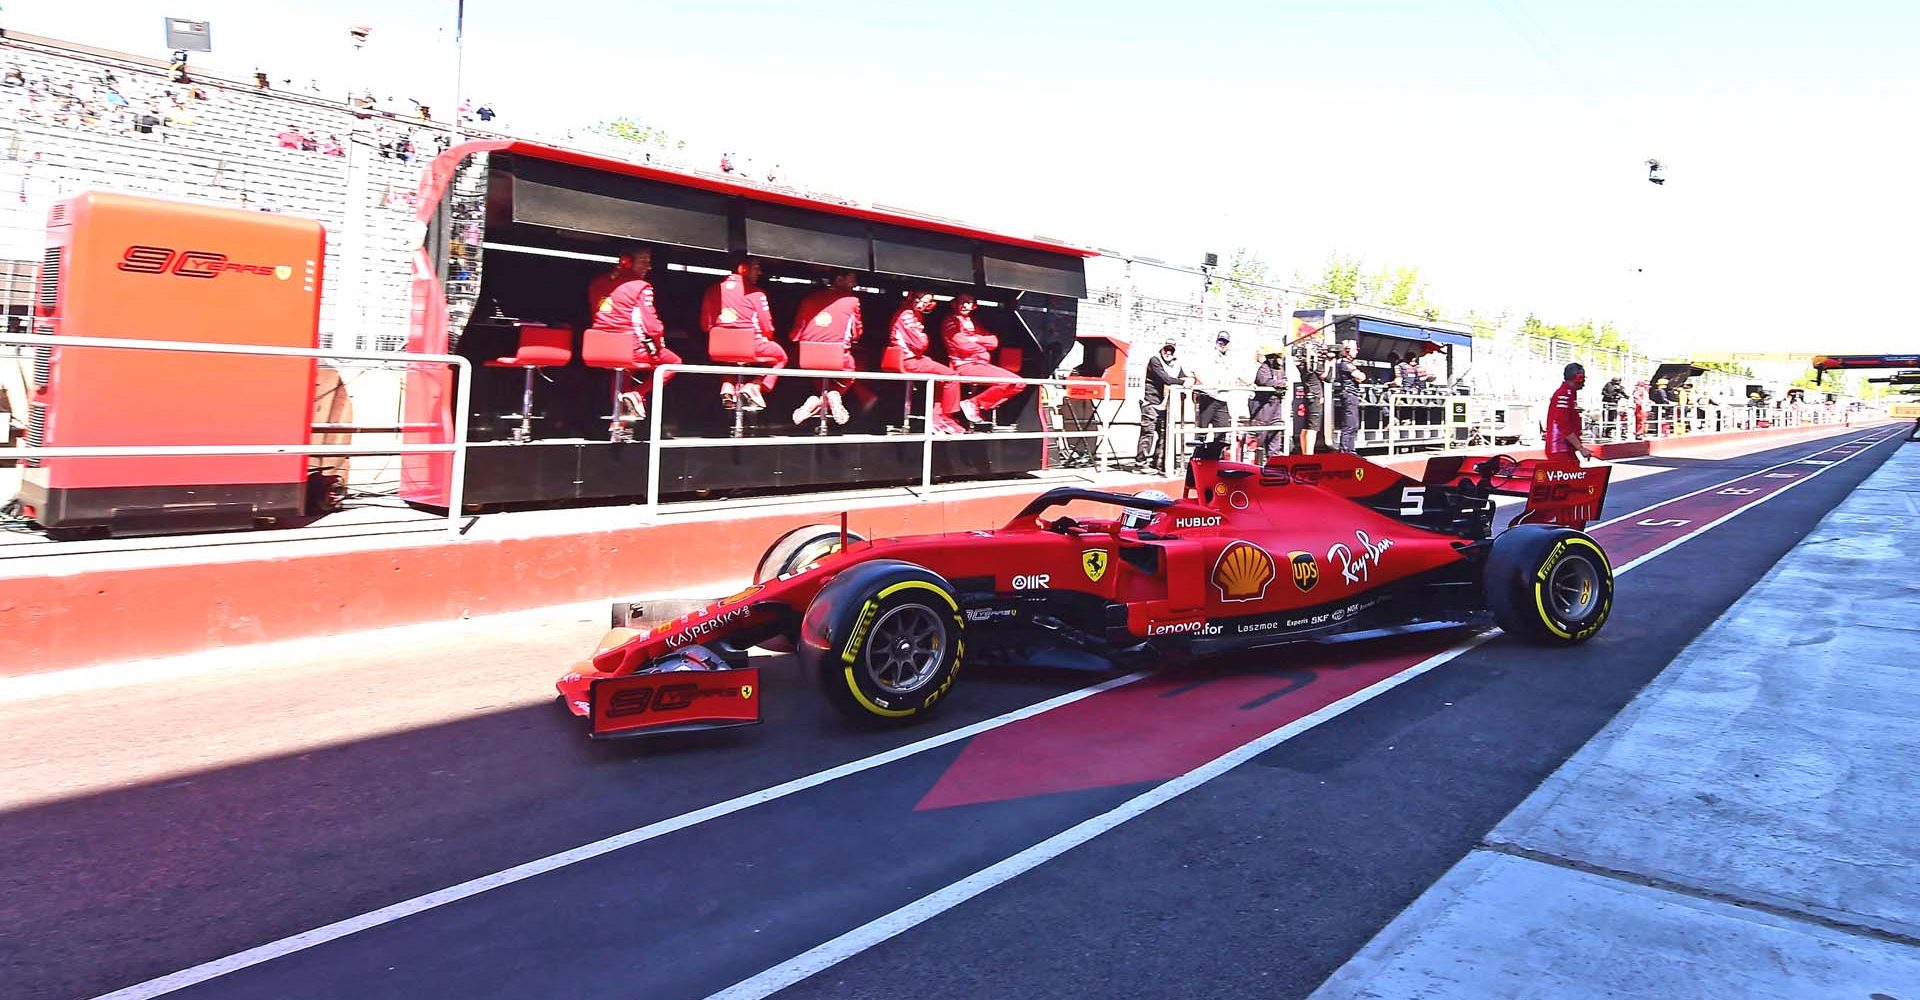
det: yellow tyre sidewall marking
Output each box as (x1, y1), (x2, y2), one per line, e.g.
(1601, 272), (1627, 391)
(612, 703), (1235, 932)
(1533, 537), (1612, 640)
(843, 580), (964, 718)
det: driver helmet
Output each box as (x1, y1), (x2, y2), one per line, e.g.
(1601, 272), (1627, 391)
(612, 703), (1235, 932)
(1121, 489), (1171, 531)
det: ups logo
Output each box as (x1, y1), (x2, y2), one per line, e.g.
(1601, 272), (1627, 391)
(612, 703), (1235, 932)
(1289, 551), (1319, 593)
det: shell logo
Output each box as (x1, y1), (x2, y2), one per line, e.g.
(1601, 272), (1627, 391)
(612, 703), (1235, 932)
(1211, 540), (1277, 603)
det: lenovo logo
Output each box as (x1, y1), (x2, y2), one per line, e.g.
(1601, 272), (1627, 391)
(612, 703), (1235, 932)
(117, 245), (291, 280)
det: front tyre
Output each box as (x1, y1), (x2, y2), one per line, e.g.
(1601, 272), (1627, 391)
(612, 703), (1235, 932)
(798, 560), (964, 722)
(1484, 525), (1613, 645)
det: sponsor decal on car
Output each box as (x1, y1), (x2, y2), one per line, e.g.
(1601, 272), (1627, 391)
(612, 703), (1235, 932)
(1148, 619), (1223, 636)
(1328, 530), (1394, 586)
(1289, 551), (1319, 592)
(965, 607), (1016, 623)
(1212, 540), (1278, 602)
(1537, 468), (1590, 483)
(1175, 516), (1223, 529)
(1082, 549), (1109, 583)
(1012, 574), (1052, 590)
(840, 600), (880, 664)
(665, 607), (750, 648)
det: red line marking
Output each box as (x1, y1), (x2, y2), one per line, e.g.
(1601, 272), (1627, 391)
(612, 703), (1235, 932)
(915, 430), (1896, 810)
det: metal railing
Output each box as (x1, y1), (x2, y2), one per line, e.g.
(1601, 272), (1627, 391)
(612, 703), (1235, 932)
(0, 332), (472, 535)
(639, 362), (1114, 513)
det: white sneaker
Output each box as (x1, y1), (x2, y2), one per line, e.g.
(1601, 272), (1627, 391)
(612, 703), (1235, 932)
(739, 384), (768, 412)
(960, 400), (992, 429)
(825, 390), (850, 425)
(720, 384), (739, 410)
(617, 391), (646, 422)
(793, 395), (825, 425)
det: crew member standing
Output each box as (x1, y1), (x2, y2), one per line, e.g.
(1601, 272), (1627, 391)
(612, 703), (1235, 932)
(1332, 341), (1368, 453)
(789, 270), (865, 426)
(942, 293), (1022, 431)
(1135, 337), (1192, 469)
(700, 259), (786, 411)
(1191, 331), (1236, 444)
(1546, 362), (1596, 462)
(891, 291), (966, 435)
(1292, 325), (1331, 455)
(1250, 344), (1289, 460)
(584, 247), (680, 422)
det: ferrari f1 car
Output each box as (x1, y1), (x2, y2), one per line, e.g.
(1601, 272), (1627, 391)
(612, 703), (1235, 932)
(557, 444), (1614, 738)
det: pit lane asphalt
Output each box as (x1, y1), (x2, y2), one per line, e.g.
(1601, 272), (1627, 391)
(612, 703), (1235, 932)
(0, 427), (1900, 1000)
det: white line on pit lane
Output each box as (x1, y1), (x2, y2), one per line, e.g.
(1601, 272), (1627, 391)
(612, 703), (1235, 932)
(93, 426), (1900, 1000)
(701, 428), (1902, 1000)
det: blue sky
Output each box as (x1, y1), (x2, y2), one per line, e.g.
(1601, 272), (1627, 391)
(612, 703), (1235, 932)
(9, 1), (1916, 353)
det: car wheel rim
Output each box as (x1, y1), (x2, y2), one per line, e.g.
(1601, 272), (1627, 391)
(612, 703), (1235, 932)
(865, 604), (946, 695)
(1547, 553), (1600, 621)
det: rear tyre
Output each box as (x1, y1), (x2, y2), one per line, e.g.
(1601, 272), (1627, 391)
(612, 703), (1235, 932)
(755, 523), (867, 583)
(1485, 525), (1613, 645)
(798, 560), (965, 722)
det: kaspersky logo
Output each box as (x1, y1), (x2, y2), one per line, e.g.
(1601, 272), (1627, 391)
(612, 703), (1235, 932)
(117, 245), (294, 280)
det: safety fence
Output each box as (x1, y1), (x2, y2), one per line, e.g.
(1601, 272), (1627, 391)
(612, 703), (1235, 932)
(0, 332), (472, 534)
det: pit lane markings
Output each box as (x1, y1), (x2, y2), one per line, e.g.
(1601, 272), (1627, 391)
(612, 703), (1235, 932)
(91, 428), (1900, 1000)
(703, 428), (1903, 1000)
(87, 671), (1153, 1000)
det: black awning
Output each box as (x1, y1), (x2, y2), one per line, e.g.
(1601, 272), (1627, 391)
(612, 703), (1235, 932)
(872, 225), (974, 284)
(497, 154), (731, 252)
(982, 246), (1087, 298)
(743, 203), (871, 270)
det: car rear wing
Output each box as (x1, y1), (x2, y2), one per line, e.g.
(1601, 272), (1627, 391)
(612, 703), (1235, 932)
(1421, 455), (1611, 530)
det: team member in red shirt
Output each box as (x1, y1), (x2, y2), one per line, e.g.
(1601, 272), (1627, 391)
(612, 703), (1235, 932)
(890, 291), (966, 435)
(788, 270), (865, 426)
(700, 259), (786, 411)
(1545, 362), (1596, 461)
(583, 248), (681, 422)
(587, 251), (646, 316)
(942, 293), (1021, 430)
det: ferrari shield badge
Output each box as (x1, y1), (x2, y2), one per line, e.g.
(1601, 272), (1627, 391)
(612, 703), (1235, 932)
(1082, 549), (1109, 583)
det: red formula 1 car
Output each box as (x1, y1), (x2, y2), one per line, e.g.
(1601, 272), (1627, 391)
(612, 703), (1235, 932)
(557, 444), (1615, 738)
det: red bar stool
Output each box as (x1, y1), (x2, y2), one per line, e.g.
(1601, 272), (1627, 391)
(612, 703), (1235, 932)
(709, 327), (759, 438)
(796, 341), (847, 436)
(485, 326), (572, 443)
(581, 329), (643, 442)
(880, 346), (919, 434)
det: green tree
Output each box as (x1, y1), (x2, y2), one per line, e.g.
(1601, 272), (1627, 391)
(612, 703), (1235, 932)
(590, 116), (676, 147)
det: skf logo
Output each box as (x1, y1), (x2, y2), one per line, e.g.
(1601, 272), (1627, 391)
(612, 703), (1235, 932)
(117, 245), (292, 280)
(1211, 540), (1277, 603)
(1289, 551), (1319, 593)
(1082, 549), (1109, 583)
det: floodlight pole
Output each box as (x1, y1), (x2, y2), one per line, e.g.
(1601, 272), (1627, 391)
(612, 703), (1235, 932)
(450, 0), (465, 146)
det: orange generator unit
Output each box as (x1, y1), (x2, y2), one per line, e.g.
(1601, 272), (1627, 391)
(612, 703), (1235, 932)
(18, 192), (323, 536)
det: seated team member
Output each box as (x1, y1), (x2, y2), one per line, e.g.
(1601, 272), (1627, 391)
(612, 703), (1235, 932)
(699, 258), (786, 411)
(890, 290), (966, 435)
(789, 270), (866, 426)
(587, 251), (646, 313)
(585, 246), (681, 421)
(942, 293), (1021, 431)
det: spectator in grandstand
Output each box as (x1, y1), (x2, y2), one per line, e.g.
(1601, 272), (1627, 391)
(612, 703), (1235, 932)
(1546, 362), (1596, 461)
(476, 104), (496, 122)
(943, 293), (1022, 431)
(700, 259), (786, 412)
(321, 135), (344, 157)
(585, 247), (680, 422)
(789, 270), (866, 426)
(720, 152), (735, 174)
(891, 291), (967, 435)
(276, 126), (303, 149)
(134, 110), (161, 136)
(2, 66), (22, 88)
(1189, 330), (1237, 444)
(1135, 337), (1193, 469)
(1333, 340), (1368, 453)
(1292, 325), (1332, 455)
(254, 70), (270, 90)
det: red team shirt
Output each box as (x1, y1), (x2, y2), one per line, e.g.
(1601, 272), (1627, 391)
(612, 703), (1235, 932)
(588, 278), (664, 345)
(891, 306), (933, 359)
(701, 274), (775, 337)
(1545, 381), (1580, 456)
(792, 290), (862, 346)
(942, 313), (998, 367)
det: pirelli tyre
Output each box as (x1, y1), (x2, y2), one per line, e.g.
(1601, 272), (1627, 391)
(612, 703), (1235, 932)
(755, 524), (867, 584)
(798, 560), (965, 722)
(1485, 525), (1614, 645)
